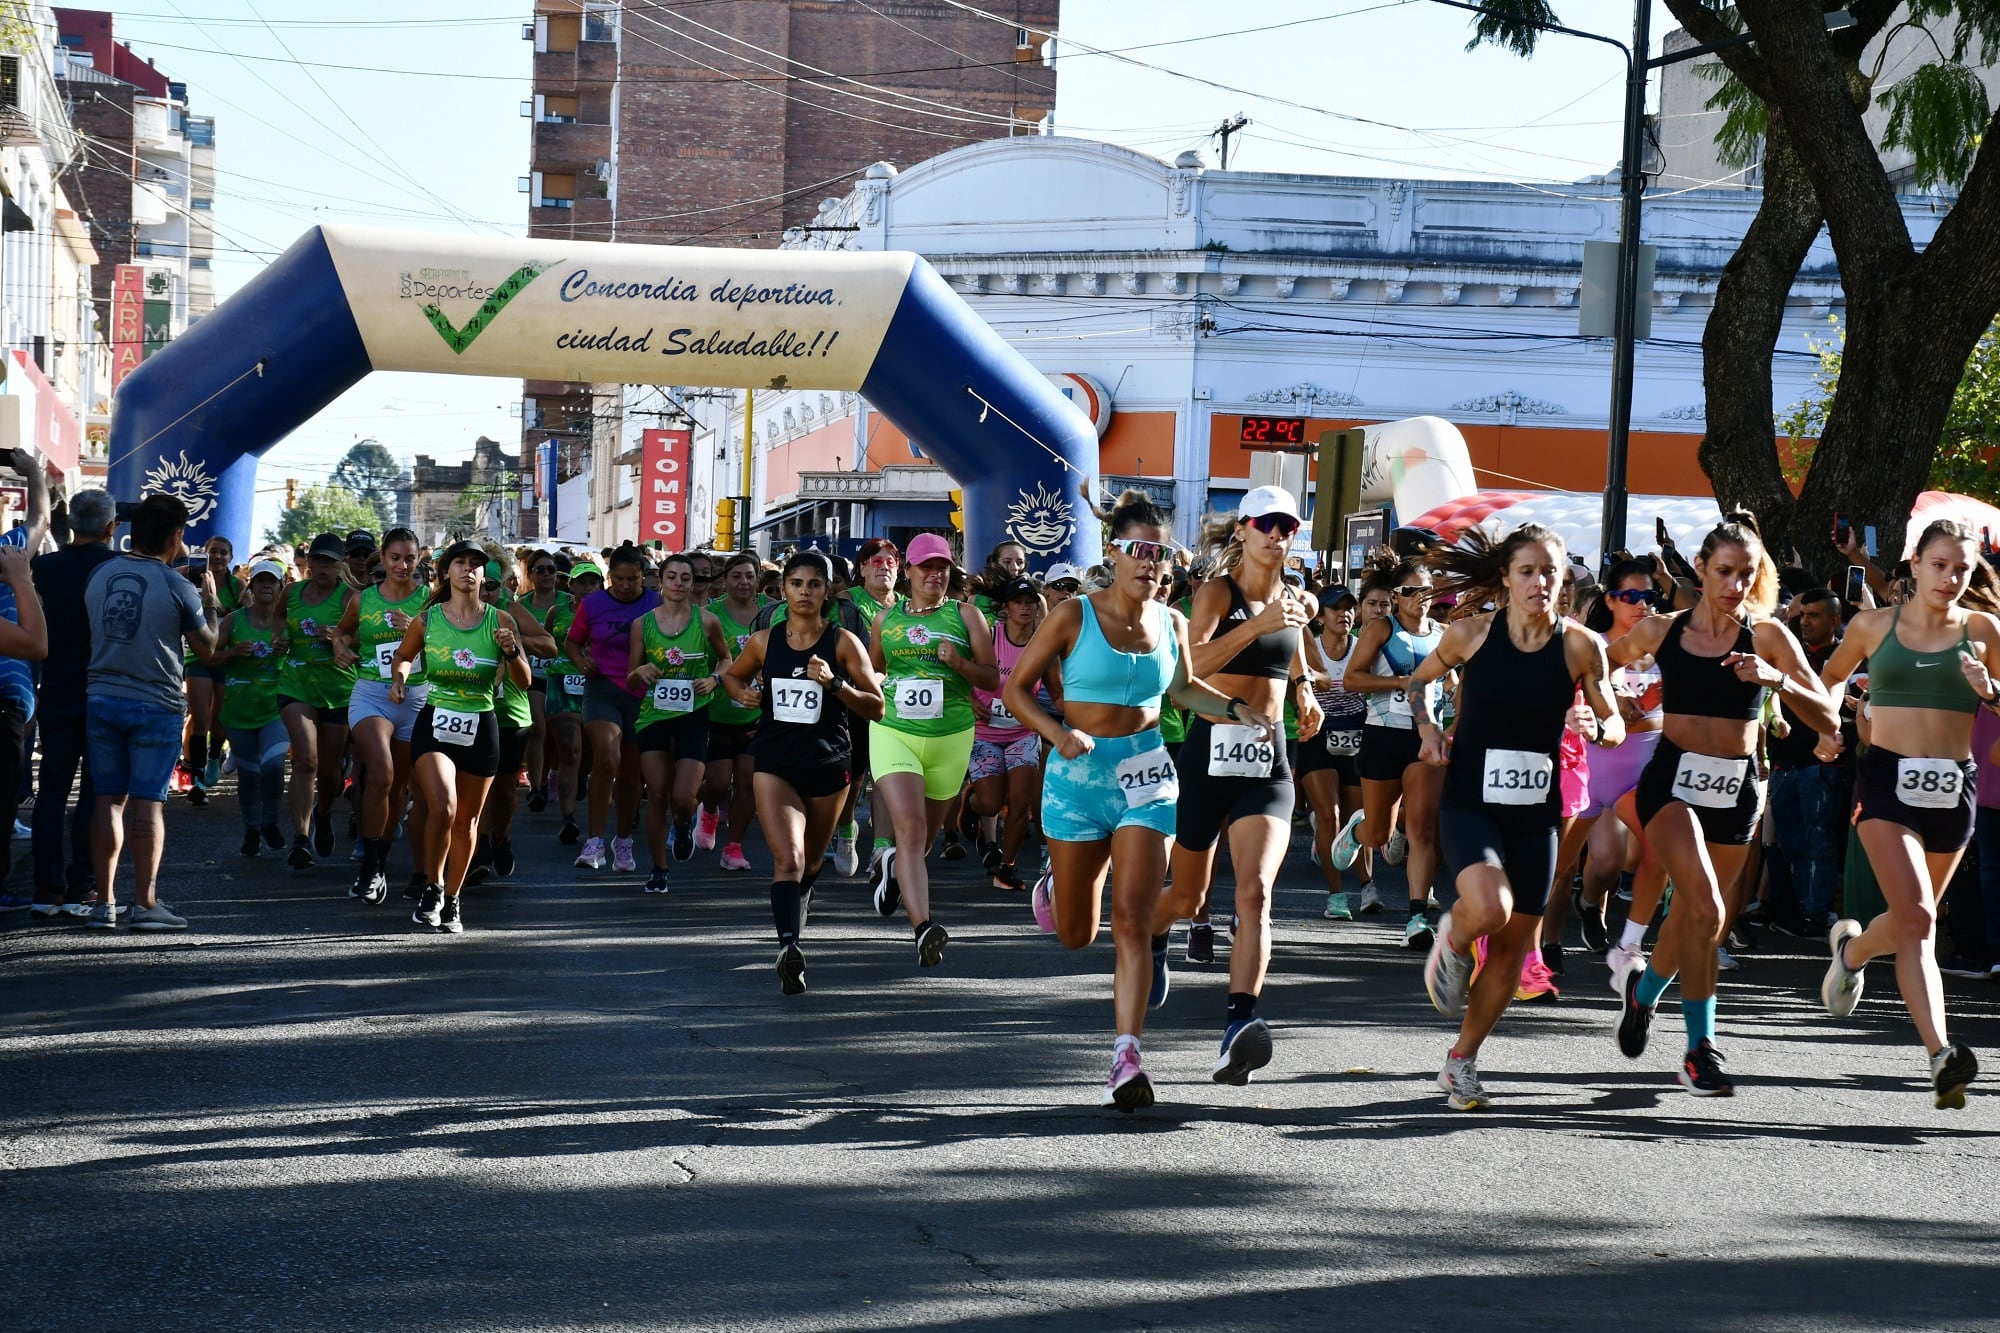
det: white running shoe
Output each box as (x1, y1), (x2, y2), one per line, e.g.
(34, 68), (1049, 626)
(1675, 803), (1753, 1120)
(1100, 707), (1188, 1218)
(1820, 918), (1865, 1018)
(1437, 1050), (1486, 1111)
(1606, 942), (1647, 993)
(832, 836), (859, 878)
(1328, 810), (1365, 871)
(1357, 884), (1384, 914)
(1383, 827), (1409, 866)
(574, 836), (606, 871)
(611, 837), (637, 873)
(1423, 910), (1473, 1018)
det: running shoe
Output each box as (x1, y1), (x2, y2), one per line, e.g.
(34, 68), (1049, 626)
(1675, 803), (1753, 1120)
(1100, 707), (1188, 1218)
(1323, 891), (1353, 921)
(1678, 1040), (1733, 1097)
(1149, 939), (1170, 1009)
(610, 837), (637, 873)
(403, 872), (426, 900)
(871, 846), (901, 917)
(1820, 918), (1865, 1018)
(1716, 945), (1742, 973)
(287, 837), (313, 871)
(1211, 1017), (1273, 1086)
(941, 832), (967, 861)
(778, 943), (807, 995)
(360, 871), (389, 906)
(1989, 961), (2000, 983)
(222, 750), (237, 777)
(694, 804), (720, 851)
(719, 842), (751, 871)
(916, 921), (950, 968)
(991, 864), (1025, 892)
(574, 837), (607, 871)
(311, 808), (334, 858)
(1579, 903), (1609, 953)
(437, 894), (463, 935)
(1931, 1044), (1978, 1110)
(528, 791), (548, 814)
(1424, 911), (1473, 1018)
(129, 901), (187, 932)
(262, 823), (286, 851)
(1606, 942), (1647, 992)
(1437, 1050), (1487, 1111)
(1186, 920), (1215, 963)
(1544, 940), (1566, 976)
(1939, 953), (1989, 980)
(412, 884), (445, 928)
(1328, 810), (1365, 871)
(672, 816), (695, 862)
(832, 836), (859, 878)
(1515, 952), (1560, 1004)
(203, 755), (224, 789)
(1102, 1046), (1154, 1113)
(1383, 827), (1409, 866)
(85, 902), (121, 929)
(1030, 867), (1056, 933)
(240, 830), (262, 858)
(1357, 884), (1383, 915)
(644, 868), (670, 895)
(558, 816), (581, 846)
(1615, 872), (1635, 902)
(1615, 965), (1657, 1059)
(980, 837), (1002, 874)
(1403, 913), (1434, 951)
(186, 783), (208, 808)
(492, 839), (516, 878)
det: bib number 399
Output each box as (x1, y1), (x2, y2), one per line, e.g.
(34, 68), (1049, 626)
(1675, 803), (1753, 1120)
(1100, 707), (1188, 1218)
(431, 708), (479, 748)
(1208, 723), (1273, 778)
(1482, 748), (1554, 805)
(1672, 752), (1748, 809)
(772, 679), (824, 725)
(651, 677), (696, 714)
(896, 677), (944, 722)
(1897, 757), (1964, 810)
(1116, 748), (1178, 808)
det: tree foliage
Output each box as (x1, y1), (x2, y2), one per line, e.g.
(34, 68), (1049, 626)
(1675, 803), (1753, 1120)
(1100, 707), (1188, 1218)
(329, 440), (401, 532)
(264, 484), (380, 550)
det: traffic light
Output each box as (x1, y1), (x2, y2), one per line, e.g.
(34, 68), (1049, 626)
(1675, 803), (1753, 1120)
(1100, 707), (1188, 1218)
(714, 496), (736, 549)
(948, 488), (964, 532)
(285, 478), (298, 509)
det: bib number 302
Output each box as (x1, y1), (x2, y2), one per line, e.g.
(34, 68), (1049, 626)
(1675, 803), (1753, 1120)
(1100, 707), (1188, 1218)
(772, 679), (824, 725)
(1672, 751), (1748, 809)
(1897, 757), (1964, 810)
(1208, 723), (1273, 778)
(896, 677), (944, 721)
(1115, 748), (1178, 808)
(431, 707), (479, 748)
(1482, 748), (1553, 805)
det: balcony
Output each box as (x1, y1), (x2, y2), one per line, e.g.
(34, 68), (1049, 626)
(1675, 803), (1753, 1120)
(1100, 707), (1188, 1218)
(132, 98), (179, 152)
(577, 38), (618, 83)
(531, 119), (610, 168)
(532, 48), (578, 90)
(131, 182), (169, 227)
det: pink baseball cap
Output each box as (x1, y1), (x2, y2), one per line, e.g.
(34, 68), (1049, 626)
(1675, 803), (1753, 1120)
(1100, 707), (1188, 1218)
(906, 532), (955, 566)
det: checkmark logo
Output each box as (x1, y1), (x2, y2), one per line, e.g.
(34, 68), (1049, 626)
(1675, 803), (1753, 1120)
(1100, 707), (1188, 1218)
(421, 261), (554, 355)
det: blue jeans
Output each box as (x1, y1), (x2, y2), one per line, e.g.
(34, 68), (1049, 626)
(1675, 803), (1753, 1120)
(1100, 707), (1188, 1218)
(1767, 764), (1848, 924)
(87, 694), (184, 803)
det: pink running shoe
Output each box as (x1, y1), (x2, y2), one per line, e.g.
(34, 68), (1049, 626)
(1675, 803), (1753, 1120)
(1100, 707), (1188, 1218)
(611, 837), (637, 873)
(693, 805), (719, 852)
(719, 842), (751, 871)
(1031, 869), (1057, 933)
(1515, 951), (1561, 1004)
(1101, 1045), (1154, 1112)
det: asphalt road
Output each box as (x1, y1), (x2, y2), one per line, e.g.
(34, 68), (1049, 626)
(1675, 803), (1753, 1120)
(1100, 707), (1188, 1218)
(3, 786), (1997, 1331)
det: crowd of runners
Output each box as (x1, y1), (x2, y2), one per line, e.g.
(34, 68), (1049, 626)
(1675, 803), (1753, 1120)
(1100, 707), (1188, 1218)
(18, 477), (1991, 1118)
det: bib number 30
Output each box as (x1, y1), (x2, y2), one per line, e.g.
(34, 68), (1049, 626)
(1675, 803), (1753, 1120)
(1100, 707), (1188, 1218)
(1482, 748), (1553, 806)
(1208, 723), (1273, 778)
(1672, 752), (1748, 809)
(896, 677), (944, 722)
(1897, 757), (1964, 810)
(431, 708), (479, 748)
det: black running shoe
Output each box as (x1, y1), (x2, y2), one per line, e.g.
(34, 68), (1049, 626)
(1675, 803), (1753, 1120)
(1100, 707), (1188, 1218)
(980, 838), (1002, 874)
(1186, 921), (1216, 965)
(778, 943), (807, 995)
(991, 864), (1025, 892)
(287, 837), (313, 871)
(672, 816), (695, 863)
(239, 830), (261, 858)
(360, 871), (389, 906)
(492, 839), (516, 878)
(941, 832), (966, 861)
(311, 809), (334, 858)
(1211, 1017), (1273, 1086)
(1149, 940), (1170, 1009)
(528, 791), (548, 814)
(347, 870), (367, 899)
(1616, 966), (1656, 1059)
(1678, 1040), (1733, 1097)
(1932, 1044), (1978, 1110)
(413, 884), (444, 928)
(187, 784), (208, 807)
(916, 921), (949, 968)
(437, 894), (463, 934)
(1579, 903), (1608, 954)
(871, 847), (901, 917)
(262, 822), (286, 851)
(401, 872), (426, 901)
(1545, 940), (1565, 977)
(558, 816), (581, 846)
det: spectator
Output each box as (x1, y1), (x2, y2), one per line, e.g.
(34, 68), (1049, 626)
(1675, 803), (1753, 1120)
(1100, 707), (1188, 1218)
(28, 488), (115, 917)
(1765, 587), (1849, 935)
(0, 449), (51, 914)
(83, 494), (220, 931)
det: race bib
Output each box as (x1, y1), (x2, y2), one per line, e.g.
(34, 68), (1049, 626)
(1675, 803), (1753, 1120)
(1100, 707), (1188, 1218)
(987, 696), (1018, 729)
(1897, 757), (1965, 810)
(651, 677), (696, 714)
(562, 673), (586, 697)
(431, 707), (479, 747)
(1208, 723), (1273, 778)
(1326, 729), (1362, 758)
(1672, 751), (1748, 809)
(530, 656), (552, 677)
(1482, 748), (1554, 806)
(895, 677), (944, 721)
(1116, 747), (1179, 808)
(771, 678), (824, 725)
(375, 642), (396, 680)
(1386, 687), (1413, 718)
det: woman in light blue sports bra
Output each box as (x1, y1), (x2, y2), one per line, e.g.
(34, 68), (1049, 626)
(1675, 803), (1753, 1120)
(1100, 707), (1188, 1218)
(1003, 490), (1277, 1115)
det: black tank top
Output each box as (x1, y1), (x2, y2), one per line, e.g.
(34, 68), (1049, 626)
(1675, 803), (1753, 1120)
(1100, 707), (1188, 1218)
(749, 621), (850, 769)
(1656, 612), (1766, 721)
(1443, 616), (1574, 816)
(1217, 576), (1299, 680)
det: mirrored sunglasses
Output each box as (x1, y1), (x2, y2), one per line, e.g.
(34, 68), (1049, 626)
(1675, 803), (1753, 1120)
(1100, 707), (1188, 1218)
(1109, 538), (1175, 563)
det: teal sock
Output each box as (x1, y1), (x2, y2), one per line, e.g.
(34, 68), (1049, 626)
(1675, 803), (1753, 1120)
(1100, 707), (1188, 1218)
(1635, 967), (1673, 1007)
(1681, 996), (1716, 1049)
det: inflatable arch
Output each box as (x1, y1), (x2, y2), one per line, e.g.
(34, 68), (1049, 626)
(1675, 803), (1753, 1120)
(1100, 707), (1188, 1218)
(109, 225), (1098, 568)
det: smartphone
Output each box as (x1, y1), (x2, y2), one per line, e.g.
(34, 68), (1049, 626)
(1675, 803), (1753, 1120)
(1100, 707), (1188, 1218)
(1844, 565), (1867, 605)
(1656, 517), (1670, 548)
(1832, 513), (1852, 548)
(1863, 525), (1878, 558)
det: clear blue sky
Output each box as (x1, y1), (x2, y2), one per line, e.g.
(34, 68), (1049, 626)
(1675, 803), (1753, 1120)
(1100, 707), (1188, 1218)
(96, 1), (1682, 542)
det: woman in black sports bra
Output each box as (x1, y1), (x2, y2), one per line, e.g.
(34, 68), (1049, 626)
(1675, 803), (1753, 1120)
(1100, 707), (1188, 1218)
(1605, 514), (1837, 1097)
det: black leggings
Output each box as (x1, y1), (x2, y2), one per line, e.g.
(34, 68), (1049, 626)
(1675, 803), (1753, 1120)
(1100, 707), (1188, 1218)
(1174, 716), (1295, 852)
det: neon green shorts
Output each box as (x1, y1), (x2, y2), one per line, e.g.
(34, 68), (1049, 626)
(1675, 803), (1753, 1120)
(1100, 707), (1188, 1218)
(869, 723), (974, 801)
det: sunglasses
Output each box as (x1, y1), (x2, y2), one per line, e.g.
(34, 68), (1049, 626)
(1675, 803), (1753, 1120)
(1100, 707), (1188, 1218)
(481, 581), (502, 593)
(1048, 580), (1081, 592)
(1247, 513), (1300, 538)
(531, 565), (556, 575)
(864, 556), (899, 569)
(1395, 584), (1434, 598)
(1604, 589), (1654, 605)
(1109, 538), (1175, 564)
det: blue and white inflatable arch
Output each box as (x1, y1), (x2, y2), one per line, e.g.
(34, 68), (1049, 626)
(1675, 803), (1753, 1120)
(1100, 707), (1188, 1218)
(109, 225), (1098, 568)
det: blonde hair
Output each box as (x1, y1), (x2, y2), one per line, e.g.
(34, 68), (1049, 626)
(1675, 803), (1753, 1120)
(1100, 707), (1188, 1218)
(1697, 510), (1778, 618)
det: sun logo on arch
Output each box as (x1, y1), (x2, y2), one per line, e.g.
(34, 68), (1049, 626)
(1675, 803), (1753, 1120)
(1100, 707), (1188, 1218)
(142, 450), (219, 527)
(1006, 481), (1076, 553)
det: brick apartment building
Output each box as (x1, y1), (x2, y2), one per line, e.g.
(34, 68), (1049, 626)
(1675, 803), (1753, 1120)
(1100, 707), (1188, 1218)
(521, 0), (1059, 545)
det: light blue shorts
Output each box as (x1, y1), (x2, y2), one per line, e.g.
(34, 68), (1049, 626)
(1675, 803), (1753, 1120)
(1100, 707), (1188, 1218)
(1041, 727), (1178, 844)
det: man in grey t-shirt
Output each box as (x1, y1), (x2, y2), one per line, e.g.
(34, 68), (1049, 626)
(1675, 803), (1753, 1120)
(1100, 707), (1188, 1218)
(84, 495), (220, 931)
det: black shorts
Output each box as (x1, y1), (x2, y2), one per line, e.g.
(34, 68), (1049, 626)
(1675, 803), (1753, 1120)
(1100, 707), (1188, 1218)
(1634, 738), (1765, 846)
(1297, 728), (1361, 786)
(278, 697), (348, 727)
(757, 758), (852, 801)
(1439, 804), (1557, 916)
(1855, 744), (1976, 853)
(1174, 716), (1295, 852)
(848, 713), (870, 780)
(409, 705), (501, 778)
(708, 721), (757, 763)
(497, 723), (531, 780)
(1358, 723), (1422, 783)
(639, 711), (712, 761)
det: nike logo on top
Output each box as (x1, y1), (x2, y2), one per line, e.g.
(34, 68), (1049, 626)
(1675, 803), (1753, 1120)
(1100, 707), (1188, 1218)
(1915, 661), (1939, 668)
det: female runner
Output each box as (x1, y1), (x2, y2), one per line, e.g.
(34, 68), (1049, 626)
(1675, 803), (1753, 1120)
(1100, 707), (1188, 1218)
(1813, 519), (1994, 1108)
(722, 551), (884, 993)
(545, 559), (599, 845)
(969, 575), (1052, 891)
(698, 551), (767, 870)
(1605, 515), (1837, 1095)
(1008, 491), (1273, 1109)
(216, 559), (290, 857)
(277, 532), (358, 869)
(868, 532), (999, 968)
(392, 541), (530, 933)
(628, 552), (730, 892)
(1151, 486), (1321, 1085)
(335, 528), (428, 903)
(473, 555), (558, 880)
(1300, 588), (1369, 920)
(827, 538), (902, 875)
(518, 551), (572, 812)
(568, 546), (660, 873)
(182, 535), (242, 797)
(1409, 526), (1625, 1109)
(1331, 557), (1446, 949)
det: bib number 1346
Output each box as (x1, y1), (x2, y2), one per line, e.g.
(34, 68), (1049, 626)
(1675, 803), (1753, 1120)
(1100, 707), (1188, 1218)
(1672, 752), (1747, 809)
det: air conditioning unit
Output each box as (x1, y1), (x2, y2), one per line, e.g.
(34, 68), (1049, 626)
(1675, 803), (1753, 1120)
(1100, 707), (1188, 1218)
(521, 22), (535, 40)
(594, 157), (612, 182)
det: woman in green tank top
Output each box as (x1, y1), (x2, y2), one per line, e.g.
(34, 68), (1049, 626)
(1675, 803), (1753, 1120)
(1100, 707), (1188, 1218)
(278, 533), (360, 871)
(182, 534), (244, 795)
(473, 556), (558, 882)
(543, 561), (599, 842)
(389, 541), (530, 934)
(698, 551), (769, 868)
(865, 533), (999, 969)
(628, 552), (731, 890)
(216, 561), (289, 858)
(333, 528), (430, 903)
(519, 554), (572, 812)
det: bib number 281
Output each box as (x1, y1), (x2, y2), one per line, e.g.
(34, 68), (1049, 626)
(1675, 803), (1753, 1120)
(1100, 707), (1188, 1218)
(431, 708), (479, 748)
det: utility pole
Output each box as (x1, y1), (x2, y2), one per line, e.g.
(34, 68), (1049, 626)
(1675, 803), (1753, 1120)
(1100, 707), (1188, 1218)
(1214, 114), (1249, 169)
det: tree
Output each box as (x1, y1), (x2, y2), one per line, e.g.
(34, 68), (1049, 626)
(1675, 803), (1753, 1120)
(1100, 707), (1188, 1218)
(1466, 1), (2000, 574)
(265, 483), (381, 550)
(330, 439), (402, 532)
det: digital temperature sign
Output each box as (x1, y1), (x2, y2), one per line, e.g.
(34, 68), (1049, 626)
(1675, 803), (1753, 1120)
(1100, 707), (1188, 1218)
(1238, 415), (1308, 446)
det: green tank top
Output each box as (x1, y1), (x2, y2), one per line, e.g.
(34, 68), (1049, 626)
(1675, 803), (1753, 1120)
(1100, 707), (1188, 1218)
(637, 606), (713, 730)
(707, 599), (761, 725)
(850, 588), (894, 631)
(544, 596), (586, 695)
(422, 603), (504, 713)
(521, 591), (572, 680)
(1868, 607), (1980, 713)
(878, 599), (975, 735)
(358, 584), (428, 687)
(219, 612), (283, 730)
(279, 581), (357, 704)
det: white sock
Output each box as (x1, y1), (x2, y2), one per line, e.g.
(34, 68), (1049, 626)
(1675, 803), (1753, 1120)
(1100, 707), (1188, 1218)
(1620, 918), (1647, 950)
(1114, 1034), (1140, 1059)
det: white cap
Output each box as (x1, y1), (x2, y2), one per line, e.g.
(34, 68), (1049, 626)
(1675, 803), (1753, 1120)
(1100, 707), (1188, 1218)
(1238, 484), (1301, 521)
(1043, 562), (1083, 585)
(247, 559), (286, 583)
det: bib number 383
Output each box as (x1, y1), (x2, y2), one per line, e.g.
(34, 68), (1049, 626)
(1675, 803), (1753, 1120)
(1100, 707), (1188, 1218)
(651, 677), (696, 714)
(1482, 748), (1553, 805)
(1672, 752), (1748, 809)
(895, 677), (944, 721)
(1208, 723), (1273, 778)
(431, 708), (479, 747)
(772, 679), (824, 725)
(1116, 748), (1178, 808)
(1897, 757), (1964, 810)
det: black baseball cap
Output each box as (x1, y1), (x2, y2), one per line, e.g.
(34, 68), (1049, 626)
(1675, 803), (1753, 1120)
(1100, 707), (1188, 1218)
(345, 529), (378, 554)
(307, 532), (346, 562)
(995, 575), (1040, 603)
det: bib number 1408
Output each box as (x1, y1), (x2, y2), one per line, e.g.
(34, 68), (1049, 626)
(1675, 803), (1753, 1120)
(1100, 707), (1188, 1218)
(1208, 724), (1272, 778)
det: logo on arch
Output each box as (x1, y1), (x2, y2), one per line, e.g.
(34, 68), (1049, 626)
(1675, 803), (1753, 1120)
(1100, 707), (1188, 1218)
(1007, 481), (1076, 553)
